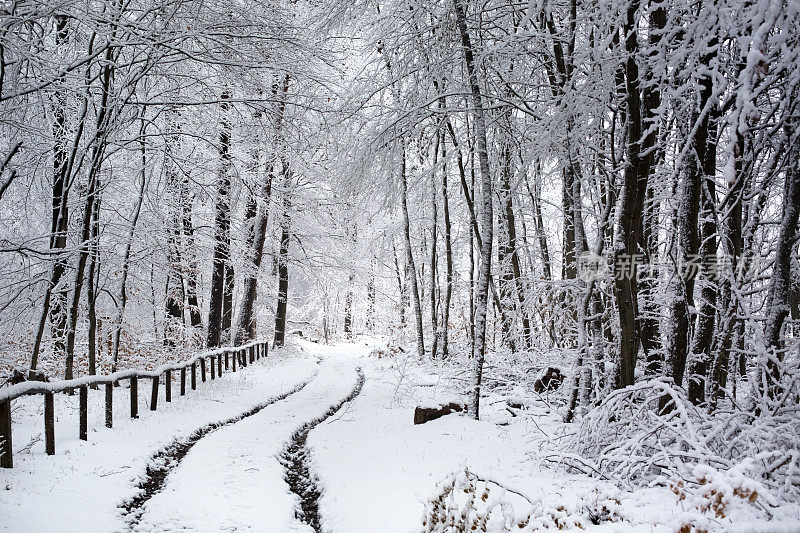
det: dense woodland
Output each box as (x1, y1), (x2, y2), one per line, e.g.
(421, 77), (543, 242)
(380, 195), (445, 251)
(1, 0), (799, 506)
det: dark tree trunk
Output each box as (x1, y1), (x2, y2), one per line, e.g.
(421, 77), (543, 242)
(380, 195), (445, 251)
(86, 182), (100, 381)
(667, 118), (701, 393)
(392, 242), (407, 327)
(234, 162), (274, 344)
(445, 117), (503, 316)
(164, 117), (186, 346)
(441, 134), (454, 359)
(613, 0), (647, 389)
(31, 16), (71, 371)
(366, 264), (376, 333)
(206, 93), (233, 349)
(273, 165), (292, 348)
(429, 132), (440, 357)
(639, 4), (666, 374)
(507, 175), (531, 349)
(453, 0), (493, 419)
(180, 171), (203, 331)
(222, 261), (234, 344)
(686, 39), (720, 407)
(762, 101), (800, 399)
(497, 132), (516, 350)
(711, 133), (745, 406)
(164, 217), (185, 346)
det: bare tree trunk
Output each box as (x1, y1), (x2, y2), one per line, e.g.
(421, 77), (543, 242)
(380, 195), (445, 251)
(164, 111), (186, 347)
(497, 124), (532, 351)
(469, 143), (475, 345)
(497, 129), (516, 350)
(48, 16), (72, 367)
(453, 0), (493, 419)
(392, 241), (407, 327)
(687, 41), (720, 406)
(206, 92), (233, 349)
(273, 162), (292, 347)
(711, 132), (745, 407)
(399, 142), (425, 358)
(526, 164), (552, 282)
(613, 0), (647, 389)
(441, 133), (454, 359)
(86, 181), (100, 382)
(445, 117), (503, 316)
(344, 272), (354, 339)
(31, 16), (72, 371)
(180, 170), (203, 331)
(164, 214), (185, 346)
(234, 158), (275, 345)
(222, 258), (234, 344)
(639, 4), (666, 375)
(666, 118), (701, 395)
(367, 259), (377, 333)
(64, 46), (116, 379)
(762, 100), (800, 400)
(429, 132), (440, 357)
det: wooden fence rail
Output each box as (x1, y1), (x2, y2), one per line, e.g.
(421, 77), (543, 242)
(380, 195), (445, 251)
(0, 340), (268, 468)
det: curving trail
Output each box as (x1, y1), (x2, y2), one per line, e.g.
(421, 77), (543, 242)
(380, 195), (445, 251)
(280, 367), (364, 532)
(121, 376), (315, 529)
(127, 356), (363, 532)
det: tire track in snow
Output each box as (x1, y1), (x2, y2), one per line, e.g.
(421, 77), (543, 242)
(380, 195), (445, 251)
(120, 374), (316, 529)
(280, 367), (364, 533)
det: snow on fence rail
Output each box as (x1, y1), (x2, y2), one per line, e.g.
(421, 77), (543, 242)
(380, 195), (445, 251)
(0, 340), (269, 468)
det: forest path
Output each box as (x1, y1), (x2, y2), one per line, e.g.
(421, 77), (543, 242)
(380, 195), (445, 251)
(128, 354), (363, 533)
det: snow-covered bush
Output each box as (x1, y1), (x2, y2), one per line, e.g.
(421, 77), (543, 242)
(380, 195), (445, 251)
(551, 376), (800, 503)
(421, 469), (623, 532)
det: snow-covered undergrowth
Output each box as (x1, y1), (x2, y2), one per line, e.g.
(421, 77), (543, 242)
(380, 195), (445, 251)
(544, 376), (800, 523)
(422, 468), (624, 532)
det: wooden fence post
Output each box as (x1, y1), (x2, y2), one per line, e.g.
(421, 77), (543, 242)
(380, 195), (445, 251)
(130, 377), (138, 419)
(79, 386), (88, 441)
(249, 346), (254, 363)
(105, 383), (113, 428)
(217, 354), (222, 376)
(200, 358), (206, 382)
(0, 400), (12, 468)
(225, 352), (229, 370)
(181, 367), (187, 396)
(150, 376), (159, 411)
(44, 392), (54, 455)
(191, 362), (197, 390)
(210, 355), (216, 379)
(232, 351), (237, 372)
(165, 370), (172, 403)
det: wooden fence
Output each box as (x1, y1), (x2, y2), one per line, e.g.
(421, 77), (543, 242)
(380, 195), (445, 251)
(0, 340), (268, 468)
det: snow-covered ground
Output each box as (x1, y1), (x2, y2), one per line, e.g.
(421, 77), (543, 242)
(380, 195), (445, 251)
(1, 339), (796, 532)
(0, 345), (319, 532)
